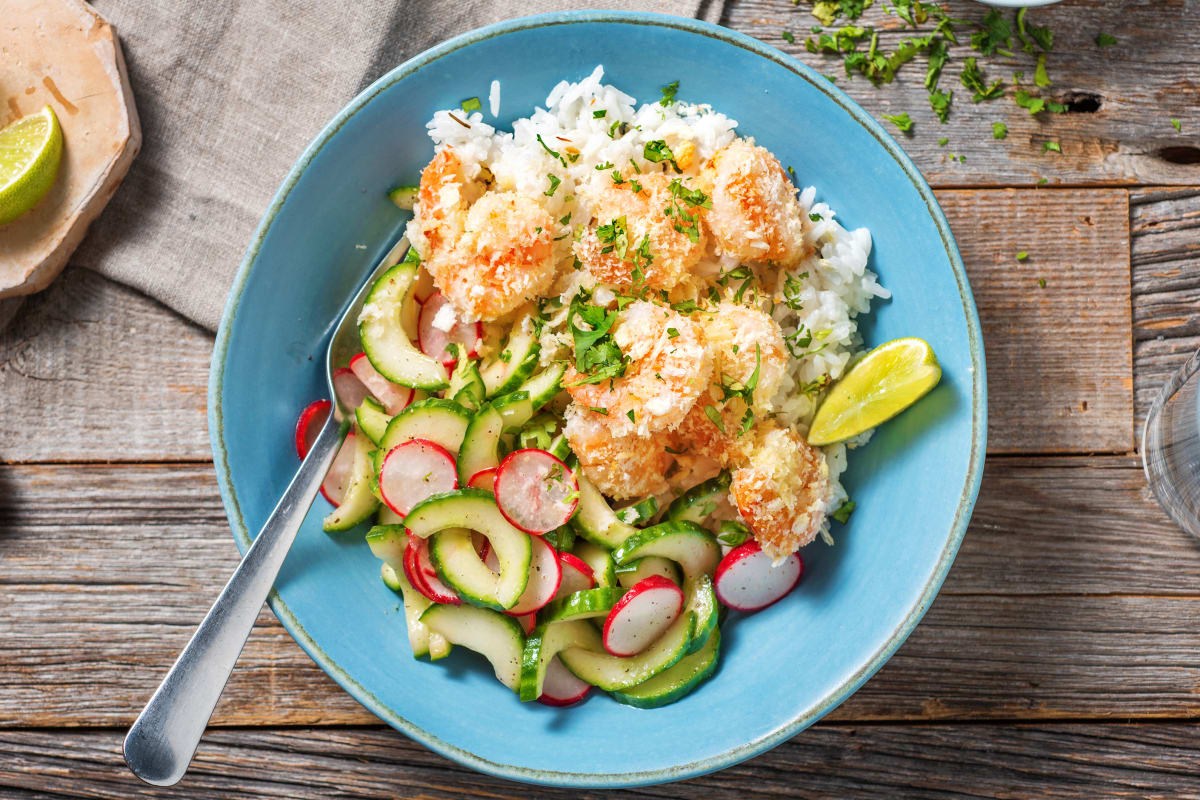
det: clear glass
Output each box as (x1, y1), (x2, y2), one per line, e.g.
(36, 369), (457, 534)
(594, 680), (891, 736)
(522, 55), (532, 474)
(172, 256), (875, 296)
(1142, 347), (1200, 539)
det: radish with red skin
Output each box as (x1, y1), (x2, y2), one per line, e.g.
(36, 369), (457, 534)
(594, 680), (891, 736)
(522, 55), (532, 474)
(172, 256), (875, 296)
(349, 352), (415, 414)
(471, 532), (491, 564)
(378, 438), (458, 517)
(602, 575), (684, 657)
(331, 368), (370, 414)
(537, 657), (591, 706)
(404, 534), (461, 605)
(418, 292), (483, 368)
(502, 535), (561, 616)
(516, 613), (537, 635)
(294, 400), (331, 459)
(494, 449), (579, 535)
(713, 539), (803, 612)
(317, 431), (359, 506)
(467, 467), (497, 492)
(554, 551), (595, 600)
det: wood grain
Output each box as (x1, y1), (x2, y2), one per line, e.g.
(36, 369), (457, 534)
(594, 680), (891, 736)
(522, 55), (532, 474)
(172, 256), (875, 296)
(726, 0), (1200, 187)
(1131, 187), (1200, 439)
(2, 724), (1199, 800)
(0, 188), (1139, 463)
(0, 266), (212, 463)
(2, 458), (1196, 728)
(938, 188), (1133, 453)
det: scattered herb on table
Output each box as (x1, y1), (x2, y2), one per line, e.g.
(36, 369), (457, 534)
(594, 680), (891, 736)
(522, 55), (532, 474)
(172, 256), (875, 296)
(883, 111), (913, 132)
(937, 136), (949, 146)
(1038, 278), (1047, 288)
(1042, 140), (1061, 154)
(782, 30), (796, 44)
(1016, 250), (1028, 261)
(993, 121), (1008, 139)
(1171, 118), (1182, 132)
(1095, 32), (1118, 47)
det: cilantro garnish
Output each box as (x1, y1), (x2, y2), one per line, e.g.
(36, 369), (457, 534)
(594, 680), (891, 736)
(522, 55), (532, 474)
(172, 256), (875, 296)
(595, 161), (614, 170)
(832, 499), (856, 523)
(1038, 278), (1046, 288)
(970, 9), (1012, 57)
(960, 57), (1003, 102)
(663, 179), (710, 243)
(703, 405), (726, 434)
(666, 327), (680, 338)
(1042, 140), (1061, 154)
(660, 80), (680, 106)
(626, 409), (636, 424)
(1016, 251), (1028, 261)
(1095, 32), (1117, 47)
(535, 134), (567, 167)
(809, 212), (823, 222)
(1171, 118), (1182, 132)
(1014, 89), (1046, 116)
(565, 291), (629, 387)
(938, 137), (949, 146)
(1034, 53), (1051, 88)
(716, 520), (750, 547)
(611, 170), (625, 186)
(588, 406), (609, 415)
(929, 89), (952, 123)
(593, 109), (607, 118)
(882, 112), (913, 133)
(544, 174), (561, 197)
(460, 97), (483, 114)
(992, 122), (1007, 140)
(782, 30), (796, 44)
(560, 213), (571, 225)
(643, 140), (681, 172)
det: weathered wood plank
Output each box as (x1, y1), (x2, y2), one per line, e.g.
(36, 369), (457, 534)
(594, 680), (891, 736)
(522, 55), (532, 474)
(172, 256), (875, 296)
(0, 188), (1137, 462)
(938, 188), (1132, 453)
(2, 458), (1197, 727)
(1131, 187), (1200, 439)
(726, 0), (1200, 186)
(2, 724), (1200, 800)
(0, 266), (212, 463)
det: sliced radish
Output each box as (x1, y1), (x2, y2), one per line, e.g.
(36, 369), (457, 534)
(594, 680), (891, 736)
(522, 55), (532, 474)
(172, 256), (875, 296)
(467, 467), (498, 493)
(319, 431), (358, 506)
(349, 352), (415, 415)
(378, 439), (458, 517)
(554, 552), (595, 599)
(516, 612), (537, 635)
(714, 539), (803, 612)
(331, 368), (370, 414)
(504, 535), (562, 616)
(294, 399), (331, 459)
(418, 292), (483, 368)
(404, 534), (461, 605)
(472, 531), (491, 564)
(537, 656), (591, 707)
(494, 449), (580, 535)
(601, 575), (684, 657)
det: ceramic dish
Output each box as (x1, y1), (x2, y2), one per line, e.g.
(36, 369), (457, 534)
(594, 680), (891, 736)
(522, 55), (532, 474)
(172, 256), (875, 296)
(209, 11), (986, 787)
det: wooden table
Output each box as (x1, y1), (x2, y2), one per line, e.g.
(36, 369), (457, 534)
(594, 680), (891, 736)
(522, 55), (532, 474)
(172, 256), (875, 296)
(3, 1), (1200, 796)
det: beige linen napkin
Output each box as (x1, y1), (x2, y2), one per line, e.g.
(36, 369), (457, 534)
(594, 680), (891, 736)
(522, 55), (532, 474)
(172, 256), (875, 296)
(71, 0), (726, 332)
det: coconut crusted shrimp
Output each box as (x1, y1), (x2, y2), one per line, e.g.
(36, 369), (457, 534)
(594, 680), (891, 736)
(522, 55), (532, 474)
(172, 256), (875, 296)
(409, 147), (558, 321)
(703, 302), (789, 412)
(564, 300), (711, 436)
(700, 139), (809, 268)
(562, 405), (676, 499)
(573, 171), (706, 291)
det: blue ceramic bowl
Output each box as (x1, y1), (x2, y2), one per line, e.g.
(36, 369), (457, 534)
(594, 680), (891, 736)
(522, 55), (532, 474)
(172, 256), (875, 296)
(209, 11), (985, 788)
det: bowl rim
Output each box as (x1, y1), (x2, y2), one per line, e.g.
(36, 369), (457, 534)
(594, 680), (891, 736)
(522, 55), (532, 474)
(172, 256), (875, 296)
(208, 9), (987, 788)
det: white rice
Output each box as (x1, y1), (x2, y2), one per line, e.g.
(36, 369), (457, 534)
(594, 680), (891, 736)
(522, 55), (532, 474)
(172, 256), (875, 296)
(416, 66), (888, 534)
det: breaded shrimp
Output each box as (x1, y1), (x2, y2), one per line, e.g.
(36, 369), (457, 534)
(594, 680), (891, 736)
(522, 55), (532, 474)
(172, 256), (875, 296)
(408, 148), (558, 321)
(563, 405), (675, 499)
(701, 302), (788, 412)
(565, 300), (711, 436)
(573, 171), (706, 291)
(701, 139), (809, 268)
(729, 423), (830, 559)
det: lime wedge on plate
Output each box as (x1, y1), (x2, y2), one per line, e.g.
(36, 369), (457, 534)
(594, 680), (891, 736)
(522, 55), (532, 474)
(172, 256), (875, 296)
(807, 337), (941, 446)
(0, 105), (64, 225)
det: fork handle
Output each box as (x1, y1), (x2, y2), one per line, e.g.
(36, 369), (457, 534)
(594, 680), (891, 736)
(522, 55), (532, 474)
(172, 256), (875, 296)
(123, 412), (348, 786)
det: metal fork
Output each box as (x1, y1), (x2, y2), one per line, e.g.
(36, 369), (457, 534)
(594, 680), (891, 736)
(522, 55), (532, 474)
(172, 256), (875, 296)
(122, 237), (411, 786)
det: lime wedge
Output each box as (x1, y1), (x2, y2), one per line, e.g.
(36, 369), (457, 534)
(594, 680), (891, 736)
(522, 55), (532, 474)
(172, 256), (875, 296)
(0, 105), (64, 225)
(807, 337), (941, 446)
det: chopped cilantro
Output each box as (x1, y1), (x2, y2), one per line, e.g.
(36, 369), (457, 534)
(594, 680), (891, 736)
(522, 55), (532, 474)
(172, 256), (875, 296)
(970, 9), (1011, 56)
(832, 499), (856, 523)
(629, 178), (643, 194)
(565, 290), (629, 386)
(588, 406), (609, 415)
(960, 57), (1003, 102)
(1038, 278), (1046, 288)
(593, 109), (607, 118)
(611, 170), (625, 186)
(1034, 53), (1051, 88)
(560, 213), (571, 225)
(1171, 118), (1182, 132)
(938, 136), (949, 146)
(1042, 140), (1061, 153)
(1037, 177), (1048, 185)
(782, 30), (796, 44)
(703, 405), (726, 434)
(929, 88), (952, 123)
(544, 174), (561, 197)
(460, 96), (482, 114)
(992, 121), (1008, 139)
(626, 409), (636, 424)
(663, 179), (710, 243)
(716, 520), (750, 547)
(809, 212), (823, 222)
(1015, 89), (1046, 116)
(1016, 250), (1028, 261)
(535, 134), (567, 167)
(666, 327), (680, 338)
(660, 80), (680, 106)
(643, 140), (681, 172)
(595, 161), (614, 170)
(1095, 32), (1117, 47)
(882, 111), (913, 133)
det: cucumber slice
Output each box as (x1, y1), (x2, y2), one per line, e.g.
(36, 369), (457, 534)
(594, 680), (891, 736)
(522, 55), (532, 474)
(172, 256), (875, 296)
(541, 587), (625, 623)
(612, 521), (721, 578)
(420, 604), (526, 691)
(683, 572), (718, 654)
(571, 540), (617, 588)
(355, 396), (392, 445)
(377, 505), (404, 526)
(610, 627), (720, 708)
(481, 313), (540, 397)
(404, 489), (532, 610)
(389, 185), (418, 211)
(570, 474), (639, 549)
(457, 404), (503, 486)
(517, 413), (560, 452)
(493, 391), (534, 432)
(519, 619), (604, 701)
(368, 526), (451, 660)
(547, 432), (571, 461)
(359, 261), (449, 390)
(447, 347), (485, 411)
(544, 525), (575, 553)
(518, 362), (566, 410)
(375, 398), (471, 473)
(615, 556), (681, 589)
(429, 527), (515, 610)
(615, 496), (660, 526)
(666, 472), (731, 525)
(365, 523), (408, 567)
(323, 434), (380, 531)
(560, 610), (696, 691)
